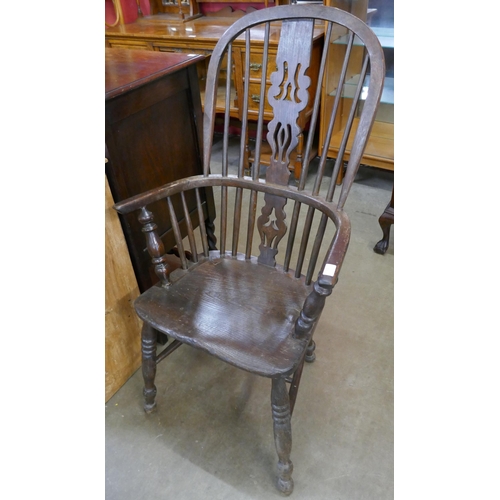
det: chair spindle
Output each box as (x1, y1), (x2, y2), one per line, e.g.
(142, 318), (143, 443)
(245, 189), (259, 259)
(195, 188), (210, 257)
(252, 22), (271, 181)
(335, 52), (370, 207)
(222, 44), (233, 178)
(298, 21), (334, 191)
(232, 187), (243, 256)
(238, 30), (252, 179)
(305, 213), (329, 285)
(166, 197), (188, 269)
(220, 186), (228, 255)
(180, 191), (198, 262)
(294, 205), (316, 278)
(283, 200), (302, 272)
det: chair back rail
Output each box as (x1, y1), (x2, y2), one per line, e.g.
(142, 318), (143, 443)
(114, 175), (351, 285)
(203, 5), (385, 210)
(115, 4), (384, 287)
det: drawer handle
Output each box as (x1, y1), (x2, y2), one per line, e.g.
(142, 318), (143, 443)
(251, 95), (261, 103)
(249, 63), (262, 71)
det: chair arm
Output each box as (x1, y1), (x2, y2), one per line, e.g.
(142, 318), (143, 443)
(293, 210), (350, 340)
(318, 209), (351, 287)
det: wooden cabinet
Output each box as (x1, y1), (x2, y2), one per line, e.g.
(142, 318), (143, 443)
(105, 15), (325, 178)
(320, 0), (394, 176)
(105, 49), (216, 293)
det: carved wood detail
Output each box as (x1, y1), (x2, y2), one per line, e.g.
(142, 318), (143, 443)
(141, 323), (158, 413)
(257, 193), (287, 266)
(138, 207), (171, 286)
(271, 377), (294, 495)
(257, 20), (314, 267)
(265, 20), (314, 186)
(293, 278), (333, 339)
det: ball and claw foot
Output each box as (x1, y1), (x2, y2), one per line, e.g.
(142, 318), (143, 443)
(305, 339), (316, 363)
(373, 237), (389, 255)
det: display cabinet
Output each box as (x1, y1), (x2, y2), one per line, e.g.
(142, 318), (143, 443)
(320, 0), (394, 178)
(149, 0), (202, 22)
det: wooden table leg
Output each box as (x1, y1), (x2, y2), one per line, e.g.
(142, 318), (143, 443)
(374, 187), (394, 255)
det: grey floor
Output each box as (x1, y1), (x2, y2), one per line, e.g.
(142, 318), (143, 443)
(105, 136), (394, 499)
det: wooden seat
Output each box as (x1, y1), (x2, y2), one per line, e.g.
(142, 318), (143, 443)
(136, 254), (312, 377)
(114, 4), (385, 495)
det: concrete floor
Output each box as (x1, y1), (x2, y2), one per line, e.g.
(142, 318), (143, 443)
(105, 137), (394, 499)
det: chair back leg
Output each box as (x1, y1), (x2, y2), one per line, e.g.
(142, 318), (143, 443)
(271, 377), (294, 495)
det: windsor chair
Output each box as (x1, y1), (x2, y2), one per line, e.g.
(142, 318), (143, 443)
(114, 5), (384, 495)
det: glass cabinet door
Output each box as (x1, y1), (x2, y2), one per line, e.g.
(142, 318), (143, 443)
(321, 0), (394, 172)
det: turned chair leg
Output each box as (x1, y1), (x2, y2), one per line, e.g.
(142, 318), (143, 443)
(271, 377), (294, 495)
(141, 323), (157, 413)
(305, 338), (316, 362)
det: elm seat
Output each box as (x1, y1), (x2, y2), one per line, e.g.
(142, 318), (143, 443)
(114, 4), (385, 495)
(135, 253), (313, 377)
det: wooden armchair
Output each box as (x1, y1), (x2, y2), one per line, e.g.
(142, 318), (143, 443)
(114, 5), (384, 495)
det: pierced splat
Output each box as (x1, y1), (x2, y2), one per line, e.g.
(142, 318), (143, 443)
(257, 20), (314, 267)
(257, 193), (287, 267)
(265, 20), (314, 186)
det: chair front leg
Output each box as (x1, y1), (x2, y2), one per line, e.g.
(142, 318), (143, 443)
(305, 338), (316, 362)
(271, 377), (294, 495)
(141, 323), (157, 413)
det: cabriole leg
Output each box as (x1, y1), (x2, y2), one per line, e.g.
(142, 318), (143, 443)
(141, 323), (157, 413)
(271, 377), (294, 495)
(374, 188), (394, 255)
(373, 214), (393, 255)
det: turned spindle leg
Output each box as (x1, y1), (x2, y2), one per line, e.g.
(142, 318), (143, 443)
(271, 377), (294, 495)
(141, 323), (157, 413)
(305, 338), (316, 363)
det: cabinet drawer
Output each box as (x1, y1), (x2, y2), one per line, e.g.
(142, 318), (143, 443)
(155, 45), (212, 57)
(106, 39), (153, 51)
(247, 82), (273, 114)
(244, 52), (278, 81)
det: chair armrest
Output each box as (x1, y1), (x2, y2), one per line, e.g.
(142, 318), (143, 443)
(318, 209), (351, 287)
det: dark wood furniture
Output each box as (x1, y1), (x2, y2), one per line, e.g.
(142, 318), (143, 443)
(374, 186), (394, 254)
(105, 14), (324, 179)
(105, 49), (216, 293)
(114, 6), (385, 495)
